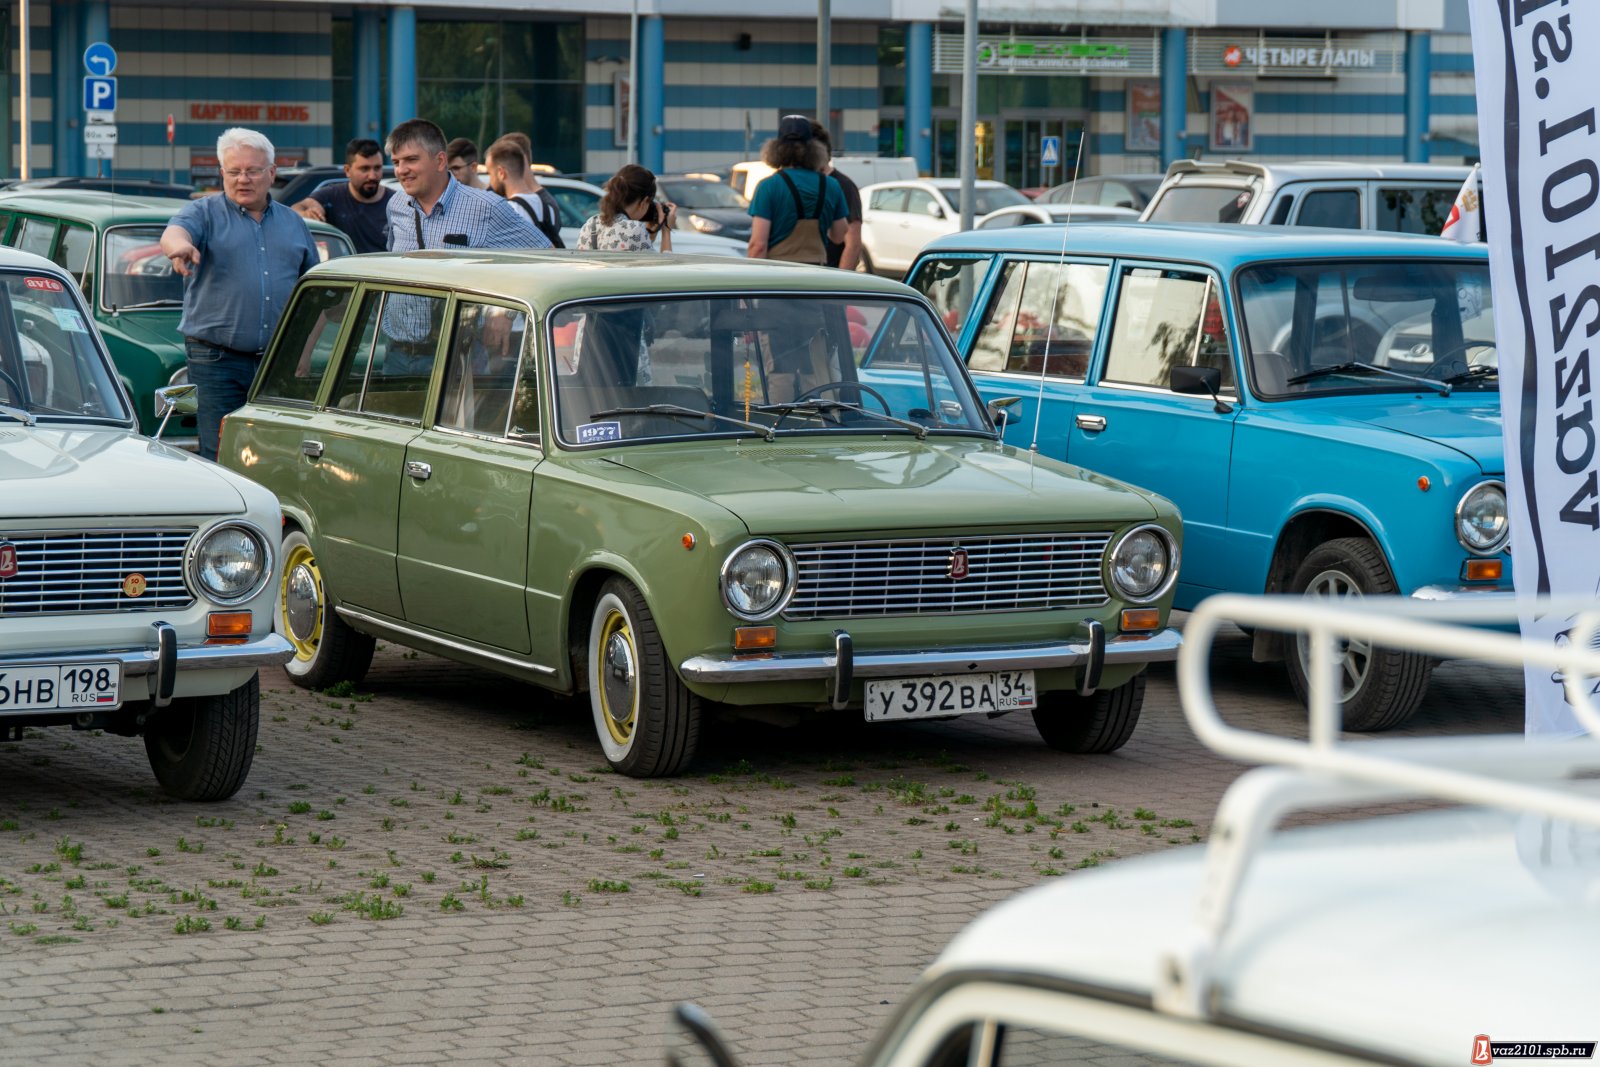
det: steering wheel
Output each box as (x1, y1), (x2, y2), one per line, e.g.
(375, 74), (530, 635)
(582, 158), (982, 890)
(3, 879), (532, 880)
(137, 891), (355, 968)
(792, 380), (892, 414)
(1423, 342), (1498, 380)
(0, 366), (23, 405)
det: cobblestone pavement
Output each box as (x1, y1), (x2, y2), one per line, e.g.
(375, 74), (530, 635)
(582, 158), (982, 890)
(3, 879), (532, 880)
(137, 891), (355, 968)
(0, 621), (1523, 1066)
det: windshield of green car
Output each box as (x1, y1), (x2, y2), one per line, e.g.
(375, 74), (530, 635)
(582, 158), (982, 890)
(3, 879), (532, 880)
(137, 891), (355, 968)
(1236, 260), (1496, 398)
(549, 294), (992, 447)
(0, 270), (129, 423)
(101, 226), (183, 312)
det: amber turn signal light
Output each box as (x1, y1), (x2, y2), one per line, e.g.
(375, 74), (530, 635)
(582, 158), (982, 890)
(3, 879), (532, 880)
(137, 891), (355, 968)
(207, 612), (253, 638)
(1120, 609), (1161, 632)
(1463, 559), (1503, 582)
(732, 626), (777, 651)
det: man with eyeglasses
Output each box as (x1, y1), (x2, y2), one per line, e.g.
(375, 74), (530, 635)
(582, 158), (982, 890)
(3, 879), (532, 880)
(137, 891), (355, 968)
(160, 127), (319, 461)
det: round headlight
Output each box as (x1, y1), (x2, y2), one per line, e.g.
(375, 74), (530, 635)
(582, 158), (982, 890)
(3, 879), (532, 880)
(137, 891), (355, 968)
(720, 540), (794, 620)
(1457, 481), (1509, 554)
(193, 523), (268, 602)
(1108, 525), (1176, 603)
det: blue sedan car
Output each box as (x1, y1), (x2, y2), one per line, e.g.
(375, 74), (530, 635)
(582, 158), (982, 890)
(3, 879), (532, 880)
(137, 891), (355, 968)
(909, 224), (1507, 731)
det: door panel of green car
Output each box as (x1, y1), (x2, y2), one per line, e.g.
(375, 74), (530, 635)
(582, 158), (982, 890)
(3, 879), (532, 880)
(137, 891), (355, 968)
(308, 288), (445, 620)
(396, 301), (539, 654)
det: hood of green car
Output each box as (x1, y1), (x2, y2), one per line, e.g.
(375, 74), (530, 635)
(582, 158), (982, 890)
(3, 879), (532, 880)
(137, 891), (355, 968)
(600, 436), (1165, 535)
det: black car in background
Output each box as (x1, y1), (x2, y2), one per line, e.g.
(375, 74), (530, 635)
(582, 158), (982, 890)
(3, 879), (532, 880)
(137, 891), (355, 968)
(656, 175), (752, 242)
(0, 176), (194, 199)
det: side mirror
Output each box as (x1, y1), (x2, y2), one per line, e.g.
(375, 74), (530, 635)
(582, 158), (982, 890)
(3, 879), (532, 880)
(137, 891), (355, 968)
(927, 201), (945, 219)
(987, 395), (1022, 430)
(153, 383), (198, 440)
(1169, 365), (1233, 414)
(666, 1003), (742, 1067)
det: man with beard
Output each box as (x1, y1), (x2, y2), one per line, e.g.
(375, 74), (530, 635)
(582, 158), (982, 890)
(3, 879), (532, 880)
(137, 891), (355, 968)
(293, 138), (393, 254)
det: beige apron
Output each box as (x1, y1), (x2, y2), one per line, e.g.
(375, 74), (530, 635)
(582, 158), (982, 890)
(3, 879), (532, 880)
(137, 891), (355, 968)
(765, 170), (828, 265)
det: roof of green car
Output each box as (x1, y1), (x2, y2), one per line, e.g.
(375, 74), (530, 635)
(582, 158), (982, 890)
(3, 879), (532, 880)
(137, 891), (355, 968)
(304, 249), (923, 307)
(0, 189), (346, 238)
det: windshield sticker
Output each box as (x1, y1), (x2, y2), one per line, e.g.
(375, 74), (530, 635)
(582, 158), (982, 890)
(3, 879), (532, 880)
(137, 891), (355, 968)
(576, 421), (622, 444)
(24, 276), (64, 292)
(52, 308), (88, 333)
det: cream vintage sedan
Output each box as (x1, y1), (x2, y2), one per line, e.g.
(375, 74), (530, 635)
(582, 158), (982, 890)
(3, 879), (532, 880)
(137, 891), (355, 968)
(0, 247), (290, 800)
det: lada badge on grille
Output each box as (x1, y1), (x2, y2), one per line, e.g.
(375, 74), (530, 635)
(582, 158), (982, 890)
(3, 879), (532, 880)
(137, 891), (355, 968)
(0, 542), (16, 579)
(122, 573), (147, 598)
(948, 547), (970, 581)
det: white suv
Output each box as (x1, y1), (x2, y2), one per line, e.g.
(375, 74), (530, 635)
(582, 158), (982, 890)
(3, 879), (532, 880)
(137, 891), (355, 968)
(1141, 160), (1475, 235)
(0, 247), (290, 800)
(860, 179), (1029, 276)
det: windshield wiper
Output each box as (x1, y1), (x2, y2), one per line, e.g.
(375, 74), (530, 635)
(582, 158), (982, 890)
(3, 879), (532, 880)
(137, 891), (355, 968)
(757, 399), (929, 439)
(589, 404), (775, 440)
(0, 402), (35, 425)
(1441, 365), (1497, 386)
(1286, 360), (1450, 396)
(112, 299), (183, 311)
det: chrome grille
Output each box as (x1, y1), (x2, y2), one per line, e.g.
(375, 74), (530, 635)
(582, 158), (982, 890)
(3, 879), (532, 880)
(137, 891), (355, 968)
(0, 529), (194, 616)
(785, 533), (1112, 620)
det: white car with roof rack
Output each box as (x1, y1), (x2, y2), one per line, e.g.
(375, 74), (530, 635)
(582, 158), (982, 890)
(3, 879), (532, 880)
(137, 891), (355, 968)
(0, 246), (291, 800)
(668, 593), (1600, 1066)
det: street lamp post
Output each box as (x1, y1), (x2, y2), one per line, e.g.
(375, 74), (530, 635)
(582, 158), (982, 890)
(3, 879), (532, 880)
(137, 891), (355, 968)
(958, 0), (977, 230)
(817, 0), (830, 129)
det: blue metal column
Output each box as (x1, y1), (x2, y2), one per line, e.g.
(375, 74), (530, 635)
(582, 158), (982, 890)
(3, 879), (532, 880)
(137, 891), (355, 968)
(82, 0), (109, 174)
(386, 5), (417, 133)
(639, 15), (665, 173)
(1159, 27), (1187, 169)
(355, 7), (383, 140)
(905, 22), (932, 173)
(51, 0), (83, 177)
(1404, 31), (1431, 162)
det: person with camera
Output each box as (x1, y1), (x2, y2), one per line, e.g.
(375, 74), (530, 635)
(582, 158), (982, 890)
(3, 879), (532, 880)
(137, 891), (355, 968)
(576, 164), (675, 252)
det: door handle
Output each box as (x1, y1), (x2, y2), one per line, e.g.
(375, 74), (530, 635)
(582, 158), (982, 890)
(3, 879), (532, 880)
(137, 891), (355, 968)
(300, 439), (323, 459)
(1075, 413), (1107, 432)
(405, 460), (432, 481)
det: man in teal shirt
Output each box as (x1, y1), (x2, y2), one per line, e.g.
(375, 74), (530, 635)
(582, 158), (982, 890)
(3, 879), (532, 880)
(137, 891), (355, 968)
(746, 115), (847, 265)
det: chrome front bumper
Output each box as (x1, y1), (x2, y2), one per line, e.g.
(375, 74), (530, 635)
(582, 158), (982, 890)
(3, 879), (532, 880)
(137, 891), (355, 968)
(0, 624), (293, 710)
(679, 626), (1183, 709)
(1410, 585), (1515, 602)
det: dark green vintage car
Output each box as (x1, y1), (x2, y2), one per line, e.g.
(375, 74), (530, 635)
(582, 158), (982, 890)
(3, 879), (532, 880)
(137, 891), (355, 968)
(0, 190), (353, 444)
(220, 251), (1182, 777)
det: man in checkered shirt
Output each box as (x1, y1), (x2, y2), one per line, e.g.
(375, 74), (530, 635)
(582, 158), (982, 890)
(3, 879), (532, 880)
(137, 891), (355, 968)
(381, 118), (549, 364)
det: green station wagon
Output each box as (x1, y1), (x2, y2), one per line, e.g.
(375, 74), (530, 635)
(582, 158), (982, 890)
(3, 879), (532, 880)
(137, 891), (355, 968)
(220, 251), (1183, 776)
(0, 190), (353, 444)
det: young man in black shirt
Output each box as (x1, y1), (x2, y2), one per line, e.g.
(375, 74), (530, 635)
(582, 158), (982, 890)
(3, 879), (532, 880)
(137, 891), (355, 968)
(292, 138), (394, 254)
(809, 122), (863, 270)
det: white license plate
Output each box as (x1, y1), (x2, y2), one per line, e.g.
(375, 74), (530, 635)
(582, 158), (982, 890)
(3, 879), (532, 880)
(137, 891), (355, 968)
(864, 670), (1035, 722)
(0, 662), (121, 712)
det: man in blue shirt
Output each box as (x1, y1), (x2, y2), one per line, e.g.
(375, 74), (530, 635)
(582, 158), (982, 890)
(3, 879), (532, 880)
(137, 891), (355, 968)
(383, 119), (549, 372)
(160, 127), (320, 460)
(746, 115), (848, 265)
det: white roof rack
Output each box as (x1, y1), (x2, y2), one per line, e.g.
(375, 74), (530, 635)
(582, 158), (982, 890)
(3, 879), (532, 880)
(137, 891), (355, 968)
(1160, 593), (1600, 1020)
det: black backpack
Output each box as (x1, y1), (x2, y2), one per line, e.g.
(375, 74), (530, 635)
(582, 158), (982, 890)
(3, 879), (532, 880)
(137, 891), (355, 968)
(510, 191), (565, 248)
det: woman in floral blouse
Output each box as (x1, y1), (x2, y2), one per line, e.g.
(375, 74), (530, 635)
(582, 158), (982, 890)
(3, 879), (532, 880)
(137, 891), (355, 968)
(577, 164), (676, 251)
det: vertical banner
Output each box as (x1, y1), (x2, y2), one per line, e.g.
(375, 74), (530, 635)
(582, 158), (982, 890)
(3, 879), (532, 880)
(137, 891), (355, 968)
(1469, 0), (1600, 736)
(1126, 80), (1161, 153)
(1209, 82), (1253, 152)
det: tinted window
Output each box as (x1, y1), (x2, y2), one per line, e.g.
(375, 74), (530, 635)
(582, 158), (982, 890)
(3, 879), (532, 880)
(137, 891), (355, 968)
(258, 284), (353, 405)
(333, 289), (447, 422)
(970, 260), (1109, 378)
(1146, 184), (1256, 223)
(1295, 189), (1361, 229)
(437, 302), (531, 438)
(1103, 267), (1233, 391)
(15, 218), (55, 258)
(1268, 195), (1294, 225)
(908, 255), (995, 337)
(1376, 186), (1460, 236)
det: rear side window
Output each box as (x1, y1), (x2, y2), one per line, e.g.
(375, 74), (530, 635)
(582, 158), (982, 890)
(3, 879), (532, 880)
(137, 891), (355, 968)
(1295, 189), (1361, 229)
(258, 284), (353, 405)
(908, 255), (995, 338)
(1102, 267), (1233, 392)
(1376, 186), (1461, 236)
(969, 260), (1109, 379)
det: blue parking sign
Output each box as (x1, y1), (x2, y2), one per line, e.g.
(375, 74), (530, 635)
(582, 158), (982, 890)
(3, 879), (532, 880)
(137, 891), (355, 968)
(83, 76), (116, 112)
(1040, 135), (1061, 168)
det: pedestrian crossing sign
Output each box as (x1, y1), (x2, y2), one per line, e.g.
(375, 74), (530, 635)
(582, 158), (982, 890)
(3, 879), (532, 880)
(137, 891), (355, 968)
(1041, 135), (1061, 168)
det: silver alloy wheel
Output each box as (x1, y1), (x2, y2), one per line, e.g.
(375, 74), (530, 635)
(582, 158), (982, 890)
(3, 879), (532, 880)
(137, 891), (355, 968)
(1295, 566), (1370, 702)
(284, 563), (320, 643)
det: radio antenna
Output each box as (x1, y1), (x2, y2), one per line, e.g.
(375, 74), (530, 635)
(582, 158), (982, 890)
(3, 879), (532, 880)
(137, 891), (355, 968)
(1027, 129), (1089, 456)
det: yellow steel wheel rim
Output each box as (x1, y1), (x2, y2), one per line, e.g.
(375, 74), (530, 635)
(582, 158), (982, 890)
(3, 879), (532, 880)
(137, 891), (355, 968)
(596, 608), (638, 746)
(280, 542), (324, 663)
